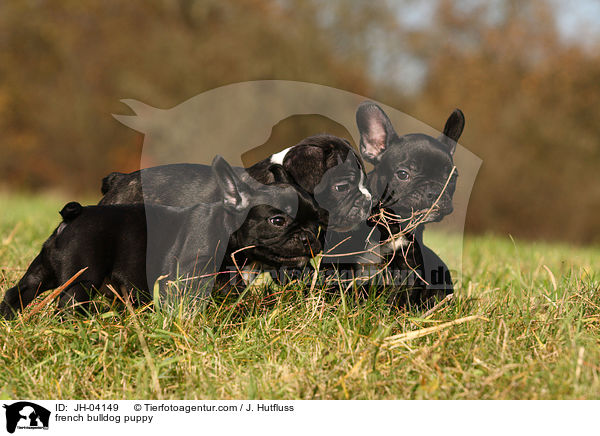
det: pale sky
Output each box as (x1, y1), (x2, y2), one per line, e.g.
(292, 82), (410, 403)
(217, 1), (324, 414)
(386, 0), (600, 92)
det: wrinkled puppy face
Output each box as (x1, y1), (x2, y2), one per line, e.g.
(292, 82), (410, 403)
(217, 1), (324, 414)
(313, 149), (372, 232)
(213, 156), (322, 267)
(356, 102), (464, 227)
(278, 135), (372, 232)
(232, 185), (322, 267)
(371, 134), (457, 223)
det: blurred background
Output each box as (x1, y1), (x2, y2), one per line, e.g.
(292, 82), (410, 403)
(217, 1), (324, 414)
(0, 0), (598, 244)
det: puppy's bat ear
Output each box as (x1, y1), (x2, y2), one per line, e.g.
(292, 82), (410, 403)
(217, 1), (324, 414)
(212, 155), (250, 212)
(59, 202), (83, 221)
(268, 164), (294, 185)
(438, 109), (465, 155)
(356, 101), (398, 165)
(344, 150), (360, 167)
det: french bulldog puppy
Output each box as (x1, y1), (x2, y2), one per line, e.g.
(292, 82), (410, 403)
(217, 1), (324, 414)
(323, 102), (464, 306)
(99, 134), (372, 233)
(0, 156), (321, 320)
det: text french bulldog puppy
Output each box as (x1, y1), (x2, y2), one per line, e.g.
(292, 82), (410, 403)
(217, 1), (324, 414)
(324, 102), (464, 306)
(0, 156), (321, 320)
(99, 134), (371, 233)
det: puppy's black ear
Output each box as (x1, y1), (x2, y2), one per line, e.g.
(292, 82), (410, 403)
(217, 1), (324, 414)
(212, 155), (250, 212)
(356, 101), (397, 165)
(101, 172), (124, 195)
(344, 149), (359, 167)
(438, 109), (465, 155)
(60, 202), (83, 221)
(268, 164), (294, 185)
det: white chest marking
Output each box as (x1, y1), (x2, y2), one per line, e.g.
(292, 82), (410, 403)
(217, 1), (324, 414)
(358, 170), (372, 201)
(381, 233), (410, 254)
(270, 146), (293, 165)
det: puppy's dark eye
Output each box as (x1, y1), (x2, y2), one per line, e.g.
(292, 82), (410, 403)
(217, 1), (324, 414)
(396, 170), (410, 181)
(268, 215), (286, 227)
(334, 182), (350, 192)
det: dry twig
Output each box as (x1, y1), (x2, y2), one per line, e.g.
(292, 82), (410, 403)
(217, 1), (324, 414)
(24, 267), (88, 321)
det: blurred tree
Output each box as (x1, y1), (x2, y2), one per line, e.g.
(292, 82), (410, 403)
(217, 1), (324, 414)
(0, 0), (598, 243)
(0, 0), (383, 192)
(407, 0), (600, 243)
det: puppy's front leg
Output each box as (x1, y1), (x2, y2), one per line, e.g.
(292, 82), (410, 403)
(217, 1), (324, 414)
(0, 253), (58, 320)
(56, 278), (103, 316)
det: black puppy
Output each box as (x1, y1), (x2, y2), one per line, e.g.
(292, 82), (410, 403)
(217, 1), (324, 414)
(0, 156), (321, 319)
(323, 102), (464, 306)
(100, 134), (372, 233)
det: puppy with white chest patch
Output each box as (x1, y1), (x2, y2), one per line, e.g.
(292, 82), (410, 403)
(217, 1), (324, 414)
(324, 102), (465, 306)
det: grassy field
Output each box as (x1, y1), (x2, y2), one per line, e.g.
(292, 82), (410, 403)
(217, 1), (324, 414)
(0, 191), (599, 400)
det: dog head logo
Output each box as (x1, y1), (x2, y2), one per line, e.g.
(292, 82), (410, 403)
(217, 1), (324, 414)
(3, 402), (50, 433)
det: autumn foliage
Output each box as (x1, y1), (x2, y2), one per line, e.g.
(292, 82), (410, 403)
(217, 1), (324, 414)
(0, 0), (598, 243)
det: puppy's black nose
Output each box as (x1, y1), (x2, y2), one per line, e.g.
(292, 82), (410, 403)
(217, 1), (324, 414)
(300, 232), (320, 252)
(300, 234), (310, 248)
(426, 190), (440, 200)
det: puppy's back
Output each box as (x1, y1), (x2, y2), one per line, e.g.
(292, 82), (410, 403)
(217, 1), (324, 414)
(47, 204), (150, 288)
(99, 163), (222, 206)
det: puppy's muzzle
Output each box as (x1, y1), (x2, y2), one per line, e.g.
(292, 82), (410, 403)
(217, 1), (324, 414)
(298, 229), (321, 254)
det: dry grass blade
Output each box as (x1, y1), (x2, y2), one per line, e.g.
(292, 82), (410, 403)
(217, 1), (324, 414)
(230, 245), (256, 274)
(543, 265), (558, 291)
(4, 193), (600, 400)
(2, 222), (21, 245)
(383, 315), (488, 348)
(309, 254), (322, 294)
(24, 267), (88, 321)
(422, 293), (454, 318)
(106, 284), (162, 398)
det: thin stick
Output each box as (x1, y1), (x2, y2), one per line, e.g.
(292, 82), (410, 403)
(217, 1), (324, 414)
(384, 315), (488, 348)
(24, 267), (88, 321)
(418, 166), (456, 226)
(230, 245), (256, 277)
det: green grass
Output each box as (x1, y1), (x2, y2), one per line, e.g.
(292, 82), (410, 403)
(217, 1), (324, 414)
(1, 192), (599, 399)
